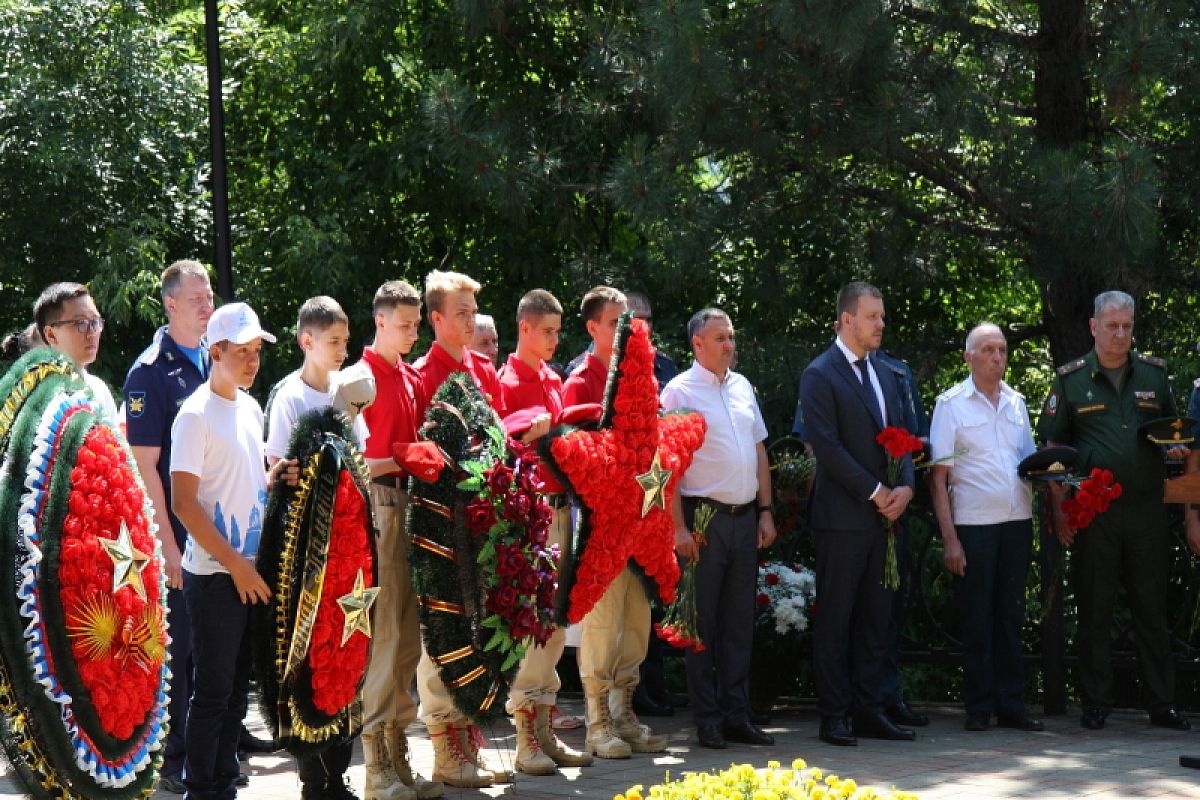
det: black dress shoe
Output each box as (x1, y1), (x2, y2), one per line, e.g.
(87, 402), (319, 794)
(885, 701), (929, 727)
(996, 713), (1044, 732)
(853, 711), (915, 741)
(749, 709), (772, 726)
(238, 726), (277, 755)
(1081, 707), (1108, 730)
(697, 723), (727, 749)
(1150, 707), (1192, 731)
(632, 691), (675, 717)
(819, 716), (857, 747)
(964, 715), (989, 731)
(723, 720), (775, 746)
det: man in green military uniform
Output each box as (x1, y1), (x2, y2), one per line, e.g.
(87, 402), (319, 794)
(1039, 290), (1190, 731)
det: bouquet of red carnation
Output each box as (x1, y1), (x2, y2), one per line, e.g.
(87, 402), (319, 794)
(875, 425), (923, 590)
(1060, 468), (1123, 530)
(656, 503), (715, 652)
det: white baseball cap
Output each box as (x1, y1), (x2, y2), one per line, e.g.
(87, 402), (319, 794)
(206, 302), (277, 346)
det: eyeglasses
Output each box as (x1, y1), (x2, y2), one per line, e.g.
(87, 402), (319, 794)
(47, 317), (105, 334)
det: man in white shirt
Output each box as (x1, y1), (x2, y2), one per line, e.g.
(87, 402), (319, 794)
(929, 323), (1042, 733)
(664, 308), (776, 750)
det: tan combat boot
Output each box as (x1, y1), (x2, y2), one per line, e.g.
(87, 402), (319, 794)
(453, 721), (512, 783)
(584, 691), (632, 759)
(427, 721), (493, 789)
(361, 729), (416, 800)
(513, 706), (557, 775)
(612, 685), (668, 753)
(384, 721), (443, 799)
(534, 704), (593, 767)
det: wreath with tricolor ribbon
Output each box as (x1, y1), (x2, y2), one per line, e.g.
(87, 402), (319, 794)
(0, 348), (169, 800)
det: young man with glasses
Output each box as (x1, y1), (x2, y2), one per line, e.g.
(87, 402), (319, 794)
(33, 281), (118, 420)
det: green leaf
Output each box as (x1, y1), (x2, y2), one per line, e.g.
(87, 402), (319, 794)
(484, 628), (507, 652)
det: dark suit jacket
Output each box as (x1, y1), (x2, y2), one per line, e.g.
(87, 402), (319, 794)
(800, 343), (915, 531)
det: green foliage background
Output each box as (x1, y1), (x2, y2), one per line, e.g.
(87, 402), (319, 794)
(7, 0), (1200, 706)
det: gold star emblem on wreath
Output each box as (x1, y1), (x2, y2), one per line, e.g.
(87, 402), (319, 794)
(129, 396), (145, 415)
(337, 569), (380, 646)
(635, 450), (673, 517)
(100, 521), (152, 602)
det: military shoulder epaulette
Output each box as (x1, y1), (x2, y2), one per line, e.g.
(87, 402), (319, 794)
(1137, 353), (1167, 369)
(881, 360), (908, 376)
(1055, 358), (1086, 376)
(936, 382), (967, 403)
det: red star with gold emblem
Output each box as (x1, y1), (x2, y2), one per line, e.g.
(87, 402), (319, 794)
(543, 316), (707, 623)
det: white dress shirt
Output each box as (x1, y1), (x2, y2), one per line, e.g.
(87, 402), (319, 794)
(661, 361), (767, 506)
(929, 376), (1036, 526)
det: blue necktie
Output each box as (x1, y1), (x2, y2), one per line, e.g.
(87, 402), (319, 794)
(855, 358), (883, 426)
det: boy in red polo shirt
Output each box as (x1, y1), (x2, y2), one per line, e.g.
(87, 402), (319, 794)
(355, 281), (443, 800)
(412, 270), (502, 415)
(497, 290), (594, 776)
(412, 270), (509, 789)
(563, 287), (669, 758)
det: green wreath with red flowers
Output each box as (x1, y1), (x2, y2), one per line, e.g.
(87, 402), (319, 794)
(408, 373), (558, 721)
(0, 348), (169, 800)
(251, 407), (378, 757)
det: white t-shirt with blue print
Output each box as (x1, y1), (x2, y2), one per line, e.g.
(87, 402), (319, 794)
(170, 384), (268, 575)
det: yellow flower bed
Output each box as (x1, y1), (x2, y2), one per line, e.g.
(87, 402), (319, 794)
(615, 759), (920, 800)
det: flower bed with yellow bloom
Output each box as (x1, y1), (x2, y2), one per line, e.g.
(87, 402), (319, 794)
(615, 759), (920, 800)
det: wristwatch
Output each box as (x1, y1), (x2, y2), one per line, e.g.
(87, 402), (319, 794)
(757, 505), (773, 516)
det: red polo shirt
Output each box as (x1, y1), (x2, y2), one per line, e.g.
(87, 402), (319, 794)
(413, 341), (503, 416)
(358, 347), (424, 475)
(498, 353), (564, 434)
(562, 352), (608, 406)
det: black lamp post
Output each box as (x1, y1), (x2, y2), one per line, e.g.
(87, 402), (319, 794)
(203, 0), (234, 301)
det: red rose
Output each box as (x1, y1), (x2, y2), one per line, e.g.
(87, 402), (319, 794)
(485, 464), (514, 495)
(756, 593), (770, 607)
(497, 545), (528, 579)
(493, 584), (519, 612)
(466, 498), (497, 533)
(503, 491), (532, 523)
(765, 572), (780, 586)
(517, 566), (540, 593)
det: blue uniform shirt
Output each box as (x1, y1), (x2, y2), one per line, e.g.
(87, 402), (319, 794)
(123, 326), (209, 550)
(793, 349), (928, 439)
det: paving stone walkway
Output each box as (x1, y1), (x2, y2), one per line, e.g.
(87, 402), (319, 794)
(4, 699), (1199, 798)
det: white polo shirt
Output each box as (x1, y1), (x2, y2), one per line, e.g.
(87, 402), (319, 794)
(929, 376), (1036, 526)
(661, 361), (767, 506)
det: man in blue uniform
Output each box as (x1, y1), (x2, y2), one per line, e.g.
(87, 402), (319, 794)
(123, 260), (215, 793)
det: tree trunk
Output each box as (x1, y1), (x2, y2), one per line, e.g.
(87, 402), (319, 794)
(1033, 0), (1096, 365)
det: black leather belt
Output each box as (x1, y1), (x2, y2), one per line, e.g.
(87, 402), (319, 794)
(373, 474), (404, 489)
(686, 496), (755, 517)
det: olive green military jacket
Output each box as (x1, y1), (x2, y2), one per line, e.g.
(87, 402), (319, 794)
(1037, 350), (1174, 502)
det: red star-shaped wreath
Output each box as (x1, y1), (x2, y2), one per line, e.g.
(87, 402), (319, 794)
(542, 315), (706, 624)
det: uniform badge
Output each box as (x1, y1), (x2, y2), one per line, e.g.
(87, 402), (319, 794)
(1086, 390), (1093, 400)
(1046, 393), (1058, 416)
(127, 391), (146, 418)
(1135, 390), (1156, 400)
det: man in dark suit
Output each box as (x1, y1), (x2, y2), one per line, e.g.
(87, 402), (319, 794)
(799, 281), (917, 747)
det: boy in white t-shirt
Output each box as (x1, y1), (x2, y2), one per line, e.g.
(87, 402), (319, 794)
(264, 296), (361, 800)
(171, 302), (295, 800)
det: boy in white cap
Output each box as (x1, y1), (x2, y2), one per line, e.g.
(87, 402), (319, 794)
(171, 302), (295, 800)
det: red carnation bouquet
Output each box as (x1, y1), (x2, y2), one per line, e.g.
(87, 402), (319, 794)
(1060, 468), (1123, 529)
(656, 503), (715, 652)
(875, 426), (923, 590)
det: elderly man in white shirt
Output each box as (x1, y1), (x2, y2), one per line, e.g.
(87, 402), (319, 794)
(929, 322), (1042, 733)
(664, 307), (777, 751)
